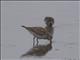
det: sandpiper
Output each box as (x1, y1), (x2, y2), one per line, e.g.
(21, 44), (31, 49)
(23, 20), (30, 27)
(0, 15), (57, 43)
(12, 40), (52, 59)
(22, 17), (54, 46)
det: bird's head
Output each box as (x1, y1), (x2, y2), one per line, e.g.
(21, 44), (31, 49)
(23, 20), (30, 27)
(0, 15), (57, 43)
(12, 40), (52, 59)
(44, 17), (54, 27)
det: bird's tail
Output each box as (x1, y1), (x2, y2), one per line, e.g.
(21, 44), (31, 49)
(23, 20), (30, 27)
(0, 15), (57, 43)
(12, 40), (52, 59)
(21, 25), (27, 29)
(21, 25), (33, 32)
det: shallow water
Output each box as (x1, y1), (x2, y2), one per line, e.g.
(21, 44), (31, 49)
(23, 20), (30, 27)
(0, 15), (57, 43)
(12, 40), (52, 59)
(1, 1), (79, 60)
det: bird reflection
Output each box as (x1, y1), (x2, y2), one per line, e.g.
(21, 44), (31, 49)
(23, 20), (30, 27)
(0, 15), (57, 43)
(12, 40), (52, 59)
(21, 42), (52, 57)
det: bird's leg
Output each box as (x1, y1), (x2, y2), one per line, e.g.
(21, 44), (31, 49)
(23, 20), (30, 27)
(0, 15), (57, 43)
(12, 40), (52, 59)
(33, 37), (35, 47)
(36, 38), (39, 46)
(50, 39), (56, 49)
(50, 39), (52, 44)
(48, 36), (52, 44)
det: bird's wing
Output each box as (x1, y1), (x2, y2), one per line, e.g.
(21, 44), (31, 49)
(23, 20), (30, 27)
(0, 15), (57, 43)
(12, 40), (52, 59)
(28, 27), (49, 35)
(22, 26), (49, 35)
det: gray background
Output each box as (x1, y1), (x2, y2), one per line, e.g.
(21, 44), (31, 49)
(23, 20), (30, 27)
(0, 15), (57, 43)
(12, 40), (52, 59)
(1, 0), (79, 1)
(1, 1), (79, 60)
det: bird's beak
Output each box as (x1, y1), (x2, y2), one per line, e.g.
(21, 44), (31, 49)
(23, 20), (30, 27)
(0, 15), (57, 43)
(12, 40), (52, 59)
(49, 23), (52, 26)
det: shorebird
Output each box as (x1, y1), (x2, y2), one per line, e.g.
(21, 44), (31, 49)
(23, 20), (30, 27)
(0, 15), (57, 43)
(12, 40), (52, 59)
(22, 17), (54, 46)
